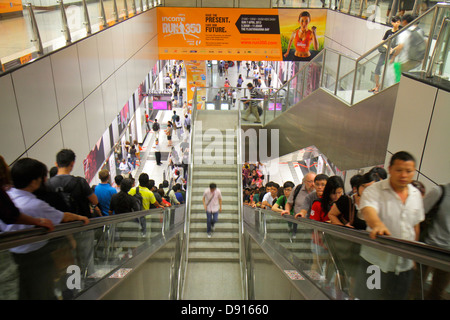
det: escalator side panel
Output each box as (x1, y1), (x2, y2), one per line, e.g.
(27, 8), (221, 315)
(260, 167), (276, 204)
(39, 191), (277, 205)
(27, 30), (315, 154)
(263, 85), (399, 171)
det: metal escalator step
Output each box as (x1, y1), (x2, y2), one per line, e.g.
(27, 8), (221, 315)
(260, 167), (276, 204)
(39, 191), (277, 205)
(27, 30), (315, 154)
(188, 251), (240, 263)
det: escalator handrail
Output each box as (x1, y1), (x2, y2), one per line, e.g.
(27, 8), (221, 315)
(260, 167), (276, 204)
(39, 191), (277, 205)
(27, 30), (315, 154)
(247, 206), (450, 272)
(0, 206), (183, 251)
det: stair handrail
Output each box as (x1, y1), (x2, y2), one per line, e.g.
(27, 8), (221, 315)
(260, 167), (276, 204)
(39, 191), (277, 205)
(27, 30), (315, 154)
(248, 206), (450, 273)
(236, 88), (248, 299)
(178, 86), (199, 299)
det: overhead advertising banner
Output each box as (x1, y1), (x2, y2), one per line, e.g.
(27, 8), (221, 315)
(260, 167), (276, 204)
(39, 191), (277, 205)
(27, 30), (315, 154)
(0, 0), (23, 14)
(279, 9), (327, 61)
(157, 7), (283, 61)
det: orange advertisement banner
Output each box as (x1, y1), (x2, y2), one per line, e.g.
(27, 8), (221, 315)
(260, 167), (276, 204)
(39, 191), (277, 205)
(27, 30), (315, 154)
(0, 0), (23, 14)
(157, 7), (283, 61)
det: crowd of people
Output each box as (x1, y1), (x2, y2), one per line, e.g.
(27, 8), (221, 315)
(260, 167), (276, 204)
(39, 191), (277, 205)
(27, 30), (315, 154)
(242, 151), (449, 300)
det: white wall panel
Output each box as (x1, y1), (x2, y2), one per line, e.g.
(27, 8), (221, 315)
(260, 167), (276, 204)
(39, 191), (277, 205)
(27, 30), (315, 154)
(50, 45), (84, 118)
(325, 11), (389, 57)
(416, 173), (439, 195)
(419, 89), (450, 184)
(96, 28), (115, 82)
(114, 66), (129, 115)
(325, 10), (335, 38)
(26, 124), (64, 171)
(123, 17), (136, 61)
(12, 57), (60, 149)
(387, 77), (437, 163)
(84, 89), (106, 151)
(101, 75), (120, 126)
(126, 58), (138, 99)
(146, 8), (158, 40)
(0, 74), (27, 164)
(60, 105), (91, 164)
(77, 34), (101, 98)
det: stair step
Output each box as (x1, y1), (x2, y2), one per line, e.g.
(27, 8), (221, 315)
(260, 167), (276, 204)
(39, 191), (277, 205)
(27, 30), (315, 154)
(189, 231), (240, 241)
(190, 210), (239, 215)
(193, 178), (238, 185)
(189, 241), (239, 251)
(190, 204), (238, 210)
(190, 223), (238, 232)
(193, 164), (238, 170)
(193, 171), (237, 178)
(192, 187), (237, 193)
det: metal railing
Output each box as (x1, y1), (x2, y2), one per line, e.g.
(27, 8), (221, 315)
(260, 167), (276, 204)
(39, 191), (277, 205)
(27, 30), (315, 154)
(177, 86), (198, 299)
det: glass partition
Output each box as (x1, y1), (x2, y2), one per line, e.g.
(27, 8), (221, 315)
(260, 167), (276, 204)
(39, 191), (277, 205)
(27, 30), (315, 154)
(335, 54), (356, 103)
(349, 0), (363, 16)
(0, 207), (184, 300)
(33, 0), (67, 52)
(322, 49), (340, 93)
(427, 17), (450, 79)
(65, 0), (91, 42)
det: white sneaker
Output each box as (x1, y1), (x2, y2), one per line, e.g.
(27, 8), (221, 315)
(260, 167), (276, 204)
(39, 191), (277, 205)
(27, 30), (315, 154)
(207, 233), (212, 238)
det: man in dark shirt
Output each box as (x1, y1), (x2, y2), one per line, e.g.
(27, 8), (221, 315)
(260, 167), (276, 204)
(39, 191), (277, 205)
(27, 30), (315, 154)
(47, 149), (99, 283)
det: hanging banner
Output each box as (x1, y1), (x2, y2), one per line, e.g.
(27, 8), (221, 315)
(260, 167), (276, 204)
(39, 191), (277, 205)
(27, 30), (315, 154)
(157, 7), (283, 61)
(185, 60), (207, 110)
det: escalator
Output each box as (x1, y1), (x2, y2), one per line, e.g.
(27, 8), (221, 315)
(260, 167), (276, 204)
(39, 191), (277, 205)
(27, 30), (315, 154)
(242, 206), (450, 300)
(0, 207), (186, 300)
(1, 191), (449, 300)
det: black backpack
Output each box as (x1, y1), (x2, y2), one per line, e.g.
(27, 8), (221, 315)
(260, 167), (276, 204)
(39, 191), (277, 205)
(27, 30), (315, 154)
(152, 122), (160, 131)
(292, 184), (303, 205)
(55, 176), (92, 218)
(408, 27), (426, 62)
(133, 186), (144, 211)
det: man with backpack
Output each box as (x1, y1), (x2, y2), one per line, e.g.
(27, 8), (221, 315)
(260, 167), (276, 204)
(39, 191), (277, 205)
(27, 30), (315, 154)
(280, 172), (316, 237)
(47, 149), (100, 282)
(128, 173), (163, 236)
(48, 149), (101, 219)
(152, 118), (160, 137)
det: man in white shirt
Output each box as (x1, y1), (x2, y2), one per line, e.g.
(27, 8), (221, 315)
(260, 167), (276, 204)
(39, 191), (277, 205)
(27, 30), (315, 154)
(203, 183), (222, 238)
(355, 151), (424, 300)
(1, 158), (88, 299)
